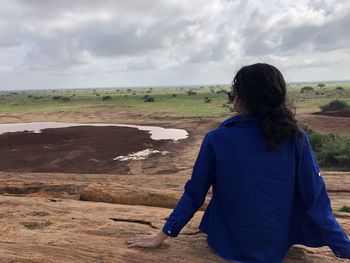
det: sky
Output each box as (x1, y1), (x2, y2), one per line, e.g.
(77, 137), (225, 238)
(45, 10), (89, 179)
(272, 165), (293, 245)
(0, 0), (350, 90)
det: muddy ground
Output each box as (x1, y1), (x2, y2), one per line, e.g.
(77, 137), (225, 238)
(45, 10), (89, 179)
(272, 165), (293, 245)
(297, 109), (350, 135)
(0, 109), (349, 262)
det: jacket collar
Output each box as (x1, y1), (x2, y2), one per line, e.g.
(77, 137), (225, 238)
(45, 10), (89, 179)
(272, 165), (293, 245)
(219, 114), (262, 127)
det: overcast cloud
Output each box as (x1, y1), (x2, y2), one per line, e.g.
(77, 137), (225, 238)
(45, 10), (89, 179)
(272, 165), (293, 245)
(0, 0), (349, 90)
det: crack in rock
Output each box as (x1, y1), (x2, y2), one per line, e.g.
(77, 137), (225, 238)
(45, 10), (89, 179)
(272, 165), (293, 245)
(108, 217), (158, 229)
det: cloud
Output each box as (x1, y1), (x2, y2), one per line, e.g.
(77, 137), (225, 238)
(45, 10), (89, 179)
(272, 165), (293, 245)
(0, 0), (349, 90)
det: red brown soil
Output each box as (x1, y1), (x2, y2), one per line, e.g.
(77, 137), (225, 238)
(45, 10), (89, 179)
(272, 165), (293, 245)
(0, 126), (177, 174)
(312, 111), (350, 118)
(1, 109), (349, 175)
(296, 110), (350, 135)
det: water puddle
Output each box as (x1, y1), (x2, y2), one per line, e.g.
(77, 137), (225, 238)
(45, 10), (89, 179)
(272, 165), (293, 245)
(113, 149), (170, 161)
(0, 122), (188, 141)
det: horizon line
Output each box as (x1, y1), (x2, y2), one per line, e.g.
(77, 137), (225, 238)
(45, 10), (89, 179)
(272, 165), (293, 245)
(0, 79), (349, 92)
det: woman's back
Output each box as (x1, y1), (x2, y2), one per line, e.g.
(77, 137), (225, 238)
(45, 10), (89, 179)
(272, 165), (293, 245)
(128, 63), (350, 262)
(199, 114), (297, 262)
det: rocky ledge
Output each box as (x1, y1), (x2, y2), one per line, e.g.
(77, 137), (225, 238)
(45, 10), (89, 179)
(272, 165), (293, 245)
(0, 171), (349, 263)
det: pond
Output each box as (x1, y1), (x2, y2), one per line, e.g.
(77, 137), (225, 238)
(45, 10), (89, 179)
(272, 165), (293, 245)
(0, 122), (189, 171)
(0, 121), (188, 141)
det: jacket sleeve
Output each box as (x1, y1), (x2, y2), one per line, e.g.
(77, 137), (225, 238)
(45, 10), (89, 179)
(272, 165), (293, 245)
(162, 132), (216, 237)
(296, 129), (350, 259)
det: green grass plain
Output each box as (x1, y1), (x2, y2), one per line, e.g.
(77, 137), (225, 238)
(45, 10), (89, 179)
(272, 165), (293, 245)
(0, 82), (350, 117)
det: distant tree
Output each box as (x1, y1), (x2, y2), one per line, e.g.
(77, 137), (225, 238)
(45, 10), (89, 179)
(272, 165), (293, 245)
(171, 94), (177, 97)
(144, 97), (154, 102)
(300, 86), (314, 93)
(204, 97), (212, 103)
(320, 100), (350, 112)
(52, 96), (62, 100)
(62, 97), (71, 102)
(216, 89), (228, 94)
(186, 90), (197, 96)
(340, 205), (350, 213)
(335, 86), (344, 91)
(317, 83), (326, 88)
(102, 95), (112, 101)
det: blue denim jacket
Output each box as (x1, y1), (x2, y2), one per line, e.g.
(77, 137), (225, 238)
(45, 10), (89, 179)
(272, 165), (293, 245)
(162, 114), (350, 263)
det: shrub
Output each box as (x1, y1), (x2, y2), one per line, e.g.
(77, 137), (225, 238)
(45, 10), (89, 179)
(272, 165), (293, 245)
(204, 97), (212, 103)
(317, 83), (326, 88)
(339, 206), (350, 213)
(144, 97), (154, 102)
(102, 95), (112, 101)
(171, 94), (177, 97)
(186, 91), (197, 96)
(52, 96), (62, 100)
(305, 127), (350, 169)
(335, 86), (344, 91)
(300, 86), (314, 93)
(319, 100), (350, 112)
(62, 97), (71, 102)
(216, 89), (228, 94)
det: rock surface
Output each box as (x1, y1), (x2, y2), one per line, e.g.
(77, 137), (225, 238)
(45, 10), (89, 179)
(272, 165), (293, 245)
(0, 171), (349, 263)
(0, 110), (350, 262)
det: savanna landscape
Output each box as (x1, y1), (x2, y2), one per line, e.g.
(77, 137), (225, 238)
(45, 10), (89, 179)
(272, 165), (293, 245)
(0, 83), (350, 262)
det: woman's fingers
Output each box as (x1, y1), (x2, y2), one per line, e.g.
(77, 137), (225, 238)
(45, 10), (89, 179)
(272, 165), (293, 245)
(127, 241), (151, 248)
(128, 242), (141, 247)
(125, 237), (150, 245)
(125, 233), (160, 248)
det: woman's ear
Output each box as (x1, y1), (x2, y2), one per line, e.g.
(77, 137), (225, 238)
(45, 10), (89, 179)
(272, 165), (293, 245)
(234, 97), (248, 115)
(233, 96), (241, 113)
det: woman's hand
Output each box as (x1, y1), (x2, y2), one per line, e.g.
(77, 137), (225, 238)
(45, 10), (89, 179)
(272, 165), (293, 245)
(125, 230), (169, 248)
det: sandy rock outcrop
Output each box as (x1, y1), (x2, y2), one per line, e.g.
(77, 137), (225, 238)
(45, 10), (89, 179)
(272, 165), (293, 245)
(0, 171), (349, 263)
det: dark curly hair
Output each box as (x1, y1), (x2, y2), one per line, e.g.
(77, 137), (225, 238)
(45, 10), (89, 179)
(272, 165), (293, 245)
(232, 63), (302, 151)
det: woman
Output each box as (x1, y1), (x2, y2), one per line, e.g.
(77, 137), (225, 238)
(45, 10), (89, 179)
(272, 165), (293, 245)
(125, 63), (350, 262)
